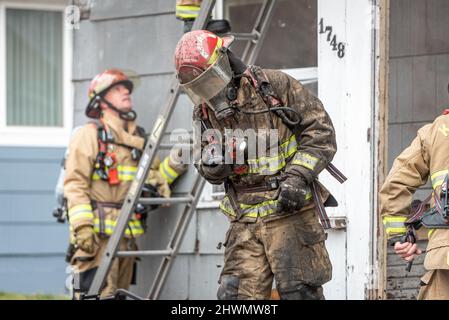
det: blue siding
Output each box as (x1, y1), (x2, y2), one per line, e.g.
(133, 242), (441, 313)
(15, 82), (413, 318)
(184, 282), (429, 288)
(0, 256), (68, 295)
(0, 147), (68, 295)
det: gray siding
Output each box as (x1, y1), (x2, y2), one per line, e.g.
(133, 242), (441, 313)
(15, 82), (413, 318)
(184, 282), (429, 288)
(73, 0), (229, 299)
(0, 147), (67, 295)
(133, 209), (229, 299)
(387, 0), (449, 300)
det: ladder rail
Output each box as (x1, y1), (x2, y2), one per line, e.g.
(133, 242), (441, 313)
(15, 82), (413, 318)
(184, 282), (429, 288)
(87, 0), (277, 299)
(87, 82), (183, 296)
(144, 0), (217, 300)
(241, 0), (277, 65)
(87, 0), (216, 297)
(147, 0), (277, 299)
(147, 175), (206, 299)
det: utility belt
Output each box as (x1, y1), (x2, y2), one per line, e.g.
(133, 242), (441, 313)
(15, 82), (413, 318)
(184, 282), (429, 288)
(90, 200), (148, 238)
(419, 210), (449, 229)
(91, 200), (123, 239)
(405, 192), (449, 233)
(231, 175), (281, 193)
(224, 173), (338, 229)
(406, 207), (449, 230)
(91, 200), (150, 215)
(91, 200), (123, 210)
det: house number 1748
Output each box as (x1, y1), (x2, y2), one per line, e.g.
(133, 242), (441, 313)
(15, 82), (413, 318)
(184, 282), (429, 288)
(319, 18), (345, 58)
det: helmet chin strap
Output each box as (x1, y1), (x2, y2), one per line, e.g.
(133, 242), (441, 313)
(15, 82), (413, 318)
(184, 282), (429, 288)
(100, 97), (137, 121)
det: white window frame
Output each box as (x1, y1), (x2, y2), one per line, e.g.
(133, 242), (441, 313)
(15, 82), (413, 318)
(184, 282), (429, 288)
(199, 1), (318, 207)
(0, 1), (73, 147)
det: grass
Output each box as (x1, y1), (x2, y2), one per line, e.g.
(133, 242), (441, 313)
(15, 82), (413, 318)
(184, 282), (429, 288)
(0, 291), (70, 300)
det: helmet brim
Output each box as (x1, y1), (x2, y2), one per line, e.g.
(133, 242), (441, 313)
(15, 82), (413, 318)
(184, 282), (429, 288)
(222, 35), (235, 49)
(181, 50), (233, 105)
(85, 80), (134, 119)
(85, 96), (101, 119)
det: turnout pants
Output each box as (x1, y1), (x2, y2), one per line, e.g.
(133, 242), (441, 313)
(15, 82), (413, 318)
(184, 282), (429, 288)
(218, 208), (332, 300)
(417, 228), (449, 300)
(418, 269), (449, 300)
(71, 237), (136, 298)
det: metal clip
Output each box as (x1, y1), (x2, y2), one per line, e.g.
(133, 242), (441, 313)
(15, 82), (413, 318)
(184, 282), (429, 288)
(266, 176), (279, 190)
(131, 148), (141, 161)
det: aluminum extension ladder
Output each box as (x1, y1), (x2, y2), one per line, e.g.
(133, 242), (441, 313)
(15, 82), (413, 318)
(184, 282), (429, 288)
(87, 0), (278, 300)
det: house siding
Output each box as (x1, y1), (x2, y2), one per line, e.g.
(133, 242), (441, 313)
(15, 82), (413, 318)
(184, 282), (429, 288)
(0, 147), (67, 295)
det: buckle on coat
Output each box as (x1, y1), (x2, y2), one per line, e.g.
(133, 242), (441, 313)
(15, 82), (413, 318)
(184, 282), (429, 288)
(265, 176), (279, 190)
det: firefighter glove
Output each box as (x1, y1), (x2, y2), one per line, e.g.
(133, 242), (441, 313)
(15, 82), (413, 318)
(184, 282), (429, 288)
(146, 169), (171, 199)
(277, 175), (309, 213)
(202, 163), (233, 181)
(75, 225), (98, 254)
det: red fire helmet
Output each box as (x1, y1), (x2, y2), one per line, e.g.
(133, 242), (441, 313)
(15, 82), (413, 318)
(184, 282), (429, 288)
(86, 69), (133, 118)
(174, 30), (234, 84)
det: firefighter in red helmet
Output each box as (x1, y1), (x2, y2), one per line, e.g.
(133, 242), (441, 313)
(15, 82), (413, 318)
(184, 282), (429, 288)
(64, 69), (187, 298)
(86, 69), (136, 120)
(174, 30), (339, 300)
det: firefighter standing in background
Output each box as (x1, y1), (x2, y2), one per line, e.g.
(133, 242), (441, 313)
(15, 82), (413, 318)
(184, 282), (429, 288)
(174, 30), (338, 300)
(380, 109), (449, 300)
(175, 0), (231, 34)
(176, 0), (202, 33)
(64, 69), (187, 298)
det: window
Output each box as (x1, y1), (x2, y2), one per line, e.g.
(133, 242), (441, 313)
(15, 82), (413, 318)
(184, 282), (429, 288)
(0, 2), (73, 147)
(224, 0), (317, 70)
(199, 0), (319, 205)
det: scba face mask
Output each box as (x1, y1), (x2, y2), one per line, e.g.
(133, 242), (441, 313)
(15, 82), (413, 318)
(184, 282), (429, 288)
(181, 49), (237, 120)
(207, 82), (239, 120)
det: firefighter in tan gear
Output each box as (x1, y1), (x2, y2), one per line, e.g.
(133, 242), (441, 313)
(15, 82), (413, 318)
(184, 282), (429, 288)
(176, 0), (202, 33)
(174, 30), (337, 300)
(176, 0), (202, 21)
(175, 0), (230, 34)
(64, 69), (187, 298)
(380, 112), (449, 300)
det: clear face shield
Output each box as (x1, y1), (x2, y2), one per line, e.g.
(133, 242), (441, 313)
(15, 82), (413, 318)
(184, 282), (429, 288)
(181, 49), (236, 120)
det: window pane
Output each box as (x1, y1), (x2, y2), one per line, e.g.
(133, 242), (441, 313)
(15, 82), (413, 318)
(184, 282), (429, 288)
(212, 184), (225, 198)
(225, 0), (317, 69)
(6, 9), (63, 127)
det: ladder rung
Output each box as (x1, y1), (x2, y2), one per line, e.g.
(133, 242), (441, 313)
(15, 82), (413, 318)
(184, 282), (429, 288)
(231, 32), (259, 41)
(116, 250), (173, 257)
(159, 143), (192, 150)
(138, 196), (193, 205)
